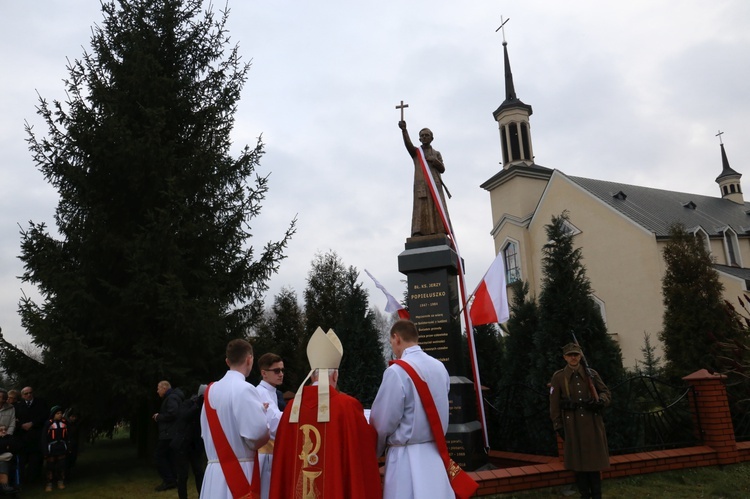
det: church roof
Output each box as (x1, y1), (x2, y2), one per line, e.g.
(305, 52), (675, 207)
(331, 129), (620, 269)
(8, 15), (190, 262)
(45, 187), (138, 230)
(716, 143), (742, 181)
(714, 263), (750, 281)
(567, 174), (750, 238)
(492, 42), (533, 119)
(480, 163), (553, 191)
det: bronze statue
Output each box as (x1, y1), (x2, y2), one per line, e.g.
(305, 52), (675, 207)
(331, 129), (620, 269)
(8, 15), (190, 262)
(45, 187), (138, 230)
(399, 120), (451, 237)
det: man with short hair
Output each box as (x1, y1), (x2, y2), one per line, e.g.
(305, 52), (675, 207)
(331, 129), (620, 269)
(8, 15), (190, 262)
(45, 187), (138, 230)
(200, 339), (269, 499)
(152, 380), (184, 491)
(269, 328), (382, 499)
(370, 319), (453, 499)
(15, 386), (48, 484)
(255, 353), (284, 499)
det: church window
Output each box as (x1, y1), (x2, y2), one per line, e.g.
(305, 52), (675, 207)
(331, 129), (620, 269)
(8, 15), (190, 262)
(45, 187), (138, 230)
(724, 185), (729, 195)
(500, 125), (509, 165)
(508, 123), (521, 161)
(520, 123), (531, 160)
(503, 241), (521, 284)
(592, 295), (607, 327)
(731, 184), (737, 193)
(722, 229), (741, 267)
(692, 229), (711, 255)
(561, 219), (581, 236)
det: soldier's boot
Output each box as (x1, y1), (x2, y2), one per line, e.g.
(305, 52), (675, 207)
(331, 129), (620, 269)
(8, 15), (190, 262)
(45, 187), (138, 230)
(589, 472), (602, 499)
(574, 472), (591, 499)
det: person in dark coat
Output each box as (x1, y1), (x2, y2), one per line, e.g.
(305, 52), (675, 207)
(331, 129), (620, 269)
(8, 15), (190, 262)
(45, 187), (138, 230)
(170, 385), (206, 499)
(14, 387), (48, 484)
(152, 381), (184, 492)
(63, 407), (81, 481)
(550, 343), (611, 499)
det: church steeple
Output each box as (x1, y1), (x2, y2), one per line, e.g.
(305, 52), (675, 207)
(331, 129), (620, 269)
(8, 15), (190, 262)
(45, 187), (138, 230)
(492, 33), (534, 169)
(714, 132), (743, 204)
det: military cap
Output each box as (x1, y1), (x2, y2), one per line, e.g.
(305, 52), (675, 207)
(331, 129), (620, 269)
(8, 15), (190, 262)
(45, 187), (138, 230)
(562, 343), (583, 355)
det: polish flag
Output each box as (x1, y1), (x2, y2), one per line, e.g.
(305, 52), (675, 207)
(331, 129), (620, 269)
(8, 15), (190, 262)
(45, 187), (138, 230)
(364, 269), (410, 319)
(469, 253), (510, 326)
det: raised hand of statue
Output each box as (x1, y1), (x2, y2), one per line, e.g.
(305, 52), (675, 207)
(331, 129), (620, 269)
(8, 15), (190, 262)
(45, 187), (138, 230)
(398, 120), (407, 130)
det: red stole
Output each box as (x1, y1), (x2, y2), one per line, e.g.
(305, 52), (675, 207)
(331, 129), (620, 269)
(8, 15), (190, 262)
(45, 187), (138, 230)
(392, 360), (478, 499)
(204, 383), (260, 499)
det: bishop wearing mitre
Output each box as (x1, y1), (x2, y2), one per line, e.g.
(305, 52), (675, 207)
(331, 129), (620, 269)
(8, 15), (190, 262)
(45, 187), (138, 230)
(268, 327), (382, 499)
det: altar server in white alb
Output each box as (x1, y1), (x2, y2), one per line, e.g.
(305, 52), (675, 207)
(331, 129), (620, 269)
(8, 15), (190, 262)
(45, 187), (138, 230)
(370, 319), (453, 499)
(255, 352), (285, 499)
(200, 339), (270, 499)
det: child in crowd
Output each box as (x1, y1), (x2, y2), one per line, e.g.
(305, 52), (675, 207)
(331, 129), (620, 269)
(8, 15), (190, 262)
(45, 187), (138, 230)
(0, 425), (15, 493)
(42, 406), (69, 492)
(63, 407), (80, 481)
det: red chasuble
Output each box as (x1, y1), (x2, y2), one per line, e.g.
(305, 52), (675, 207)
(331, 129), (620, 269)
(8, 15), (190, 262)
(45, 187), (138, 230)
(268, 386), (382, 499)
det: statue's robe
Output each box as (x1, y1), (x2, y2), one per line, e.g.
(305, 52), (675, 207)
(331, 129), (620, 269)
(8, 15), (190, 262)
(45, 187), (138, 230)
(411, 146), (450, 237)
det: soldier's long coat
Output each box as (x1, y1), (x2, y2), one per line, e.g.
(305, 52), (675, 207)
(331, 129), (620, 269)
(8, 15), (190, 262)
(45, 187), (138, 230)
(549, 365), (611, 471)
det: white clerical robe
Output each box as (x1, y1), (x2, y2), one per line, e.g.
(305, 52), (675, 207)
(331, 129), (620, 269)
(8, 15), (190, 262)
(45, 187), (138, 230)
(200, 370), (270, 499)
(256, 379), (282, 499)
(370, 345), (454, 499)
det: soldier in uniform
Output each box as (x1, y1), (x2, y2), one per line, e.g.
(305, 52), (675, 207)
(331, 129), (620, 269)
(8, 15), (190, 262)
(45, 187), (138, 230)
(549, 343), (611, 499)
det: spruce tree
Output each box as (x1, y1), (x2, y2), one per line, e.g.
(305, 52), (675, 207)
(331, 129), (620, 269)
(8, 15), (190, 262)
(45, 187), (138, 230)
(304, 252), (385, 405)
(494, 280), (552, 453)
(252, 288), (307, 391)
(634, 332), (662, 377)
(473, 324), (503, 394)
(501, 280), (539, 387)
(0, 0), (294, 447)
(531, 212), (624, 390)
(659, 224), (738, 377)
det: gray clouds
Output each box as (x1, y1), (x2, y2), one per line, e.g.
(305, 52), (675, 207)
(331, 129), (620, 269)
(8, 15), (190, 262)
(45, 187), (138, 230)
(1, 1), (749, 345)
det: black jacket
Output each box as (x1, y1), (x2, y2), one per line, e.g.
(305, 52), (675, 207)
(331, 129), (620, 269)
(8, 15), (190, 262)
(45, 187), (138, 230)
(170, 394), (204, 451)
(156, 388), (184, 441)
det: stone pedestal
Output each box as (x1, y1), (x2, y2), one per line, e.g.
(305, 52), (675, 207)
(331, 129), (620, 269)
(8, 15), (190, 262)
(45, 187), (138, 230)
(398, 235), (487, 470)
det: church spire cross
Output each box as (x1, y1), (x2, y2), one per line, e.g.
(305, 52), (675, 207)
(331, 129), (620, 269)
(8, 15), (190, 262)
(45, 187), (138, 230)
(716, 129), (725, 145)
(495, 16), (510, 44)
(395, 100), (409, 121)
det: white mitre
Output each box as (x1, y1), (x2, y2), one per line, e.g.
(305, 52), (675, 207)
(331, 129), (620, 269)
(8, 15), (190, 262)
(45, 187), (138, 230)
(289, 327), (343, 423)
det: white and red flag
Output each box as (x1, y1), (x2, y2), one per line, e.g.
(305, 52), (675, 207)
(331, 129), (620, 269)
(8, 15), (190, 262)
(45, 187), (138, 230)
(364, 269), (409, 319)
(469, 253), (510, 326)
(415, 146), (490, 449)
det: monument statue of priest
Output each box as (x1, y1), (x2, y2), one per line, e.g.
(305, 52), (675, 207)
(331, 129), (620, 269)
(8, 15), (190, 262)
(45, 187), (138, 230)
(399, 120), (451, 237)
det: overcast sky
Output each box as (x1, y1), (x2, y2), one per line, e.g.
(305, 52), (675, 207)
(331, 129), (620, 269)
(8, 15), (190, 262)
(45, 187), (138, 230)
(1, 1), (749, 348)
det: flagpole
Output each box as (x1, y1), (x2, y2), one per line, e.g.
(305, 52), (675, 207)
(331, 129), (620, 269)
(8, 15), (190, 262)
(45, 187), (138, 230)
(416, 147), (490, 451)
(455, 292), (475, 318)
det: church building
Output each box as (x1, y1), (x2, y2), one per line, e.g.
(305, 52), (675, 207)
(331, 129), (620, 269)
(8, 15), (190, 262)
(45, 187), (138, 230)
(481, 39), (750, 367)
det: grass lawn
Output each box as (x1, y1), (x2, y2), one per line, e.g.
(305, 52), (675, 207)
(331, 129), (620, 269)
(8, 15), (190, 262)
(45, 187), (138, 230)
(489, 463), (750, 498)
(15, 433), (750, 498)
(19, 431), (200, 499)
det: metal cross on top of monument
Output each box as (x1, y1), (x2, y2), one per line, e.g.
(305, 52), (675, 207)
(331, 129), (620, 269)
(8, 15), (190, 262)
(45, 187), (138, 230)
(395, 100), (409, 121)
